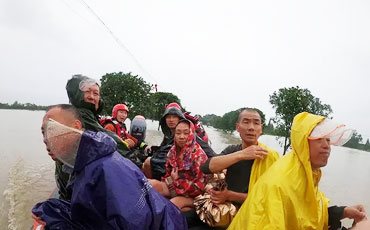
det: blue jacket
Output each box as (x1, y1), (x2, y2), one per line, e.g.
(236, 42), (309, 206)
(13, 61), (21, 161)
(32, 131), (187, 230)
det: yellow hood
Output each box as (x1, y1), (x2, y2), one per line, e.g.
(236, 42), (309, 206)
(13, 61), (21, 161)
(228, 112), (329, 230)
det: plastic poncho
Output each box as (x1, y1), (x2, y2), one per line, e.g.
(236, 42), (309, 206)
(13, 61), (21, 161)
(248, 142), (280, 193)
(228, 112), (329, 230)
(32, 131), (187, 230)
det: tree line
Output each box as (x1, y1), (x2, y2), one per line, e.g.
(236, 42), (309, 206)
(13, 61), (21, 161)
(2, 72), (369, 152)
(200, 86), (370, 153)
(0, 101), (50, 111)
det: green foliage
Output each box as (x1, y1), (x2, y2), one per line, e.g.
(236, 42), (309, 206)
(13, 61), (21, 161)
(269, 86), (333, 154)
(0, 101), (49, 111)
(200, 114), (220, 126)
(343, 131), (370, 151)
(364, 139), (370, 152)
(148, 92), (181, 121)
(200, 108), (266, 134)
(100, 72), (153, 119)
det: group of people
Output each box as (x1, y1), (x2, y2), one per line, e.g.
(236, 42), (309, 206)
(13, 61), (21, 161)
(32, 74), (369, 230)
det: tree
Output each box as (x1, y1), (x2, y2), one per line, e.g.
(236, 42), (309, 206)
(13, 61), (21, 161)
(343, 130), (363, 149)
(200, 114), (220, 126)
(204, 108), (266, 134)
(269, 86), (332, 154)
(148, 92), (181, 121)
(364, 139), (370, 152)
(100, 72), (153, 119)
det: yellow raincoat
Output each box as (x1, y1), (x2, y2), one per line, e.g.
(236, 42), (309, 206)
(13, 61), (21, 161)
(228, 112), (329, 230)
(249, 142), (280, 192)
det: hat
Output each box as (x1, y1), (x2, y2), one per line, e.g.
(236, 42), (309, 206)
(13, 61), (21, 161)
(308, 118), (353, 146)
(112, 104), (129, 118)
(163, 103), (183, 117)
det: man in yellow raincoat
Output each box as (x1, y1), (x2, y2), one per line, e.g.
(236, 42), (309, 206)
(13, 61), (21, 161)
(197, 108), (279, 228)
(228, 112), (367, 230)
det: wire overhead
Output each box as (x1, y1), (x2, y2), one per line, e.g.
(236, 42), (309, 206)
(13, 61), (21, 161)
(77, 0), (159, 85)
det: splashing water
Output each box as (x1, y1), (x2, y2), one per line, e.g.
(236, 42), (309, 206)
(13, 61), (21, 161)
(0, 158), (54, 230)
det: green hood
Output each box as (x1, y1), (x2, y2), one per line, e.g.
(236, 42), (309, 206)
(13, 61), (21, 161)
(65, 74), (103, 114)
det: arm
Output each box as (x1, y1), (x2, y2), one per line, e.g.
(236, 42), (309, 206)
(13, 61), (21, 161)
(208, 145), (268, 173)
(328, 205), (367, 230)
(211, 189), (247, 205)
(103, 123), (116, 133)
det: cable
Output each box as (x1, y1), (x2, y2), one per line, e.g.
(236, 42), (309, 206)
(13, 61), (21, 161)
(77, 0), (159, 85)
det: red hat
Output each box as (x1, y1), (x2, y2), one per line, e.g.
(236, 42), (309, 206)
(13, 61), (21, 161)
(112, 104), (129, 118)
(165, 103), (181, 112)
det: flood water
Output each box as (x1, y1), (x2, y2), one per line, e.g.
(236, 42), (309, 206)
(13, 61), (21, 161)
(0, 109), (369, 229)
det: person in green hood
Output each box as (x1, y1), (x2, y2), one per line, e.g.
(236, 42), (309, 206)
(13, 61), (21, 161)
(50, 75), (142, 201)
(65, 75), (141, 162)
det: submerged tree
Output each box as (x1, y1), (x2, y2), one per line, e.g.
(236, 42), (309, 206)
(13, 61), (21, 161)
(148, 92), (181, 121)
(269, 86), (332, 154)
(100, 72), (153, 119)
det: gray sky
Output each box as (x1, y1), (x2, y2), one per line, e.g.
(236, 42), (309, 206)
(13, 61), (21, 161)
(1, 0), (369, 141)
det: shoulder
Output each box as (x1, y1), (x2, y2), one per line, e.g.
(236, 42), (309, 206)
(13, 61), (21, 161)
(221, 144), (242, 155)
(104, 123), (116, 132)
(258, 142), (280, 159)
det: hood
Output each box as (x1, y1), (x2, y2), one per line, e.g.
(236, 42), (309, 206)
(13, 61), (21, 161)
(159, 105), (185, 137)
(228, 112), (329, 230)
(74, 130), (117, 172)
(291, 112), (325, 173)
(66, 74), (103, 113)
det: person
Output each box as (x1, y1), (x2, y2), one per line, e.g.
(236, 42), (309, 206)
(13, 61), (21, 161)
(101, 103), (137, 148)
(149, 119), (209, 211)
(201, 108), (279, 210)
(142, 102), (216, 180)
(32, 104), (188, 230)
(41, 104), (81, 201)
(129, 115), (152, 163)
(65, 74), (141, 165)
(228, 112), (367, 230)
(130, 115), (148, 149)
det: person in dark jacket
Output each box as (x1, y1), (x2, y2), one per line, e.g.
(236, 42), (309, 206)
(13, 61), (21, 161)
(65, 75), (142, 165)
(142, 102), (216, 180)
(33, 104), (188, 230)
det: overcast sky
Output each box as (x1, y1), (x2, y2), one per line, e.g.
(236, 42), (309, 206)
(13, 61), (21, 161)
(1, 0), (369, 140)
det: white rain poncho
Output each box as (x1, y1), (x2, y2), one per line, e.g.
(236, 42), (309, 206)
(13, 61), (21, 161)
(45, 118), (83, 168)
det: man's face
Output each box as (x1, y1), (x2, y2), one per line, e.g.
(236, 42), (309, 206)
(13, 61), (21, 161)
(41, 108), (81, 161)
(174, 122), (190, 149)
(83, 84), (100, 110)
(116, 110), (128, 123)
(166, 114), (180, 130)
(236, 110), (263, 146)
(309, 137), (331, 169)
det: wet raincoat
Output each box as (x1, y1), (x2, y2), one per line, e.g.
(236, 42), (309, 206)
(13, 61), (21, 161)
(66, 75), (142, 167)
(32, 131), (187, 230)
(228, 112), (329, 230)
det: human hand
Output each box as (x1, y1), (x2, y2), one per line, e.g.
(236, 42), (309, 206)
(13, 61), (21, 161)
(124, 139), (136, 148)
(351, 219), (370, 230)
(210, 188), (229, 204)
(239, 145), (268, 160)
(144, 146), (152, 155)
(171, 167), (179, 180)
(32, 213), (46, 225)
(343, 205), (367, 223)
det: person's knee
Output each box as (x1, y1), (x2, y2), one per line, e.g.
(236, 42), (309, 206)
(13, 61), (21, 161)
(142, 157), (152, 178)
(149, 179), (167, 196)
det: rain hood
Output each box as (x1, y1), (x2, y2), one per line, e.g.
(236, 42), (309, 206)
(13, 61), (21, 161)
(228, 112), (329, 230)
